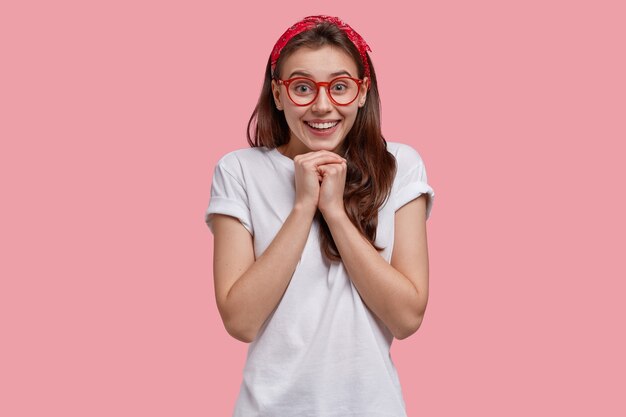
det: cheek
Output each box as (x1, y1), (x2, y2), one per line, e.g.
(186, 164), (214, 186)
(283, 108), (298, 122)
(283, 109), (306, 131)
(340, 108), (359, 127)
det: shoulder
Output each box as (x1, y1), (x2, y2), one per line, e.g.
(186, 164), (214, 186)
(216, 146), (268, 167)
(385, 141), (426, 177)
(214, 146), (272, 175)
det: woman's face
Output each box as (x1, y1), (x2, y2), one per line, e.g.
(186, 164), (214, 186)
(271, 45), (369, 157)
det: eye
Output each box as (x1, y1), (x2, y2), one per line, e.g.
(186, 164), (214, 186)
(291, 80), (316, 96)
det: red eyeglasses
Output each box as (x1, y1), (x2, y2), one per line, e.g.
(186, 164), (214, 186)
(276, 76), (365, 106)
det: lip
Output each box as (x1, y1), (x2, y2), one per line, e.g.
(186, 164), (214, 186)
(306, 119), (341, 123)
(304, 120), (341, 137)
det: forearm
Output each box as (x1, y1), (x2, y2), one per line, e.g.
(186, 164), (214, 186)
(323, 211), (427, 339)
(225, 204), (316, 342)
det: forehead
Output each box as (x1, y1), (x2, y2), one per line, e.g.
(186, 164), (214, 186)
(280, 45), (359, 79)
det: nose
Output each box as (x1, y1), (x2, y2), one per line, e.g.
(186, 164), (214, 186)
(311, 86), (333, 113)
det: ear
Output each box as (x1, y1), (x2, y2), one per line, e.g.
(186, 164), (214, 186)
(271, 79), (284, 111)
(358, 77), (369, 108)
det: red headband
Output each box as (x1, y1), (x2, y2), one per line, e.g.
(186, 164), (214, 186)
(270, 15), (372, 80)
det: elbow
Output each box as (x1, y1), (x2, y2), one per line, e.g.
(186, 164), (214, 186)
(394, 313), (425, 340)
(395, 289), (429, 340)
(224, 316), (257, 344)
(218, 302), (257, 343)
(228, 328), (255, 343)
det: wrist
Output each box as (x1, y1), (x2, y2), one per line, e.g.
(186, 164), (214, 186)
(293, 202), (317, 218)
(320, 207), (348, 224)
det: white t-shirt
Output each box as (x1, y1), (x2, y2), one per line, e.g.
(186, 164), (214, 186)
(205, 141), (435, 417)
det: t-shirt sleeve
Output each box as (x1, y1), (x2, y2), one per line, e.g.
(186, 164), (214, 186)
(394, 146), (435, 220)
(204, 155), (253, 236)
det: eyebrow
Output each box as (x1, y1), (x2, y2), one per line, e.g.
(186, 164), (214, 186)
(287, 70), (353, 78)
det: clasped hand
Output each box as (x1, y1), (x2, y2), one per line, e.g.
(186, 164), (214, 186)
(293, 150), (347, 218)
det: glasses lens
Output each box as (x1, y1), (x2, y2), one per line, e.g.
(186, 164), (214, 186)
(288, 79), (318, 105)
(329, 77), (359, 105)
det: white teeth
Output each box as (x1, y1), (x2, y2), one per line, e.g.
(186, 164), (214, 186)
(306, 121), (339, 129)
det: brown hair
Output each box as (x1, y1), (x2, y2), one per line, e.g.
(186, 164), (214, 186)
(246, 22), (397, 262)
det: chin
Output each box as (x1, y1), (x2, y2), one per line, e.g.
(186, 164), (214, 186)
(310, 141), (343, 152)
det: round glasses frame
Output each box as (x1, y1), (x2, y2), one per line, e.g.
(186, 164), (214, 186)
(276, 76), (365, 107)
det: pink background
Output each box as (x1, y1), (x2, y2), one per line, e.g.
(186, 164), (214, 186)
(2, 0), (624, 416)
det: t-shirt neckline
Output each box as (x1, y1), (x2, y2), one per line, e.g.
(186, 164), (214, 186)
(268, 147), (295, 170)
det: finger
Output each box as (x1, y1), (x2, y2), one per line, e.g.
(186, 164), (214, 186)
(307, 156), (346, 168)
(318, 160), (346, 167)
(298, 152), (346, 166)
(321, 165), (339, 175)
(318, 162), (346, 175)
(310, 161), (345, 174)
(315, 161), (347, 174)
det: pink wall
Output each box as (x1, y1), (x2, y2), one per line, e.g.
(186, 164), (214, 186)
(1, 0), (624, 416)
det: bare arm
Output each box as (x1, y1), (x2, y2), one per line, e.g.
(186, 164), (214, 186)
(211, 151), (346, 342)
(322, 195), (430, 340)
(212, 203), (316, 343)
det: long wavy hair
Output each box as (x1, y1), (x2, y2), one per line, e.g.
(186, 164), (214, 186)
(246, 22), (397, 262)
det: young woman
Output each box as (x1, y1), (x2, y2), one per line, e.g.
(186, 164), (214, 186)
(205, 15), (435, 417)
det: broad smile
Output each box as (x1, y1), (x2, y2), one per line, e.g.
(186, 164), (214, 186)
(305, 120), (340, 129)
(303, 120), (341, 136)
